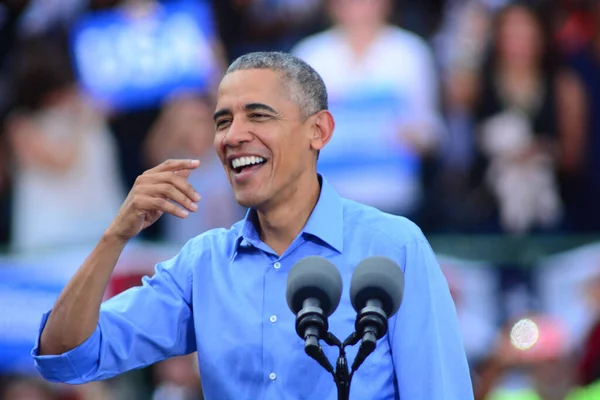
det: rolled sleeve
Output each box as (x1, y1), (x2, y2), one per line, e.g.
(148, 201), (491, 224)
(32, 310), (102, 384)
(30, 238), (199, 384)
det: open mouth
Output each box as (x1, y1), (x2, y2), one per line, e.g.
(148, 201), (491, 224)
(231, 156), (267, 174)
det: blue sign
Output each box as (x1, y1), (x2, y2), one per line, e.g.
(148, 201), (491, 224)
(70, 1), (218, 110)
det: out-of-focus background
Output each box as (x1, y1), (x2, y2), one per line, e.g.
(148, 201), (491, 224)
(0, 0), (599, 399)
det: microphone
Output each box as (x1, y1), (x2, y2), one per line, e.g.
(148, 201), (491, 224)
(349, 256), (404, 372)
(286, 256), (343, 373)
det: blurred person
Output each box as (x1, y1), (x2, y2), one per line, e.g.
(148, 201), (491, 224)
(557, 0), (600, 233)
(144, 93), (244, 245)
(425, 0), (493, 232)
(292, 0), (444, 218)
(5, 34), (125, 252)
(151, 354), (203, 400)
(468, 2), (563, 234)
(32, 52), (473, 399)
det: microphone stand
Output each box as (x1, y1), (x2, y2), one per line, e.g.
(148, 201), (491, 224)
(313, 331), (373, 400)
(296, 303), (389, 400)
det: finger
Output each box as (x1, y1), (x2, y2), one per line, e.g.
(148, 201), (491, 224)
(144, 183), (198, 212)
(143, 172), (201, 202)
(150, 197), (190, 218)
(133, 195), (189, 218)
(149, 159), (200, 174)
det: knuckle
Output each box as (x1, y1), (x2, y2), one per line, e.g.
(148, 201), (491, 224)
(162, 184), (174, 197)
(166, 173), (178, 184)
(186, 184), (195, 196)
(155, 198), (169, 209)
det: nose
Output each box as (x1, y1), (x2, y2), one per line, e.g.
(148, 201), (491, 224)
(222, 119), (253, 148)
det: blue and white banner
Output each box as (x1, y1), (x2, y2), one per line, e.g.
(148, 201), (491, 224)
(0, 243), (179, 375)
(0, 264), (65, 374)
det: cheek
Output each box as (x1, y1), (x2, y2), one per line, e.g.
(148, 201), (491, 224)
(213, 133), (223, 153)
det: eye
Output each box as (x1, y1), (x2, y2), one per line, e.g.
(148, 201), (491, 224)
(249, 113), (270, 120)
(215, 119), (231, 130)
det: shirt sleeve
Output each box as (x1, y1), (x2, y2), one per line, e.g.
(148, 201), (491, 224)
(389, 238), (474, 399)
(31, 240), (198, 384)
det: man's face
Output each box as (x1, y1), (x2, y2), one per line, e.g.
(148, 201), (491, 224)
(213, 69), (316, 209)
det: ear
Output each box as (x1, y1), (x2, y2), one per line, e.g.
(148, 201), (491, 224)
(309, 110), (334, 152)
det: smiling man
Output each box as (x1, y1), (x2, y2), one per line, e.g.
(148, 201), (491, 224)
(32, 52), (473, 399)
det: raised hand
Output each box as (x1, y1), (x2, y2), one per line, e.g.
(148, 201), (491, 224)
(106, 159), (201, 243)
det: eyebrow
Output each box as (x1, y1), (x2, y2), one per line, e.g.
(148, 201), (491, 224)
(244, 103), (278, 114)
(213, 103), (279, 122)
(213, 108), (230, 123)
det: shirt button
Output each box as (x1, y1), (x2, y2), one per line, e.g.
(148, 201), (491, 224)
(269, 372), (277, 381)
(270, 315), (277, 323)
(273, 262), (281, 270)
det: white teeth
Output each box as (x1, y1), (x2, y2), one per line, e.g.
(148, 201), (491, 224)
(231, 156), (265, 170)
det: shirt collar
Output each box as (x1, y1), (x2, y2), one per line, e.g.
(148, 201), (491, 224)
(230, 174), (344, 259)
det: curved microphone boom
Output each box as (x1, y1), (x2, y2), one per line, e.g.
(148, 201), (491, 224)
(349, 256), (405, 373)
(286, 256), (343, 373)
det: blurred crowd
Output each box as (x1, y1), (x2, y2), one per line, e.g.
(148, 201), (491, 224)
(0, 0), (599, 399)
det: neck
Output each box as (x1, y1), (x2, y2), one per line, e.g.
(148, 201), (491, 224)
(256, 173), (321, 255)
(343, 24), (384, 58)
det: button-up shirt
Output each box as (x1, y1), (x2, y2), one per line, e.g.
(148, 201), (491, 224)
(32, 176), (473, 399)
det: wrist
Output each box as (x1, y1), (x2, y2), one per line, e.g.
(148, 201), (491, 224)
(101, 229), (130, 248)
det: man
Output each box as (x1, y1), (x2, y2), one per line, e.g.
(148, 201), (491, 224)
(32, 52), (473, 399)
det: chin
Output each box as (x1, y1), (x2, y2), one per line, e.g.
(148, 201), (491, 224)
(233, 191), (265, 209)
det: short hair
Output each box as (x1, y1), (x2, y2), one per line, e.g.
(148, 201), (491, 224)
(225, 52), (328, 119)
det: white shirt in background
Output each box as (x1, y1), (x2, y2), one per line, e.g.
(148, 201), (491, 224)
(11, 103), (125, 253)
(293, 26), (443, 215)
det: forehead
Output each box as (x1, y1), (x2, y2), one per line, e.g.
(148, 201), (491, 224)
(216, 69), (292, 111)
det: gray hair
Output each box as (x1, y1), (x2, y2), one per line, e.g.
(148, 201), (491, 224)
(225, 51), (328, 119)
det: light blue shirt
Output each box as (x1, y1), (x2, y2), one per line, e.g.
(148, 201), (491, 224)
(32, 176), (473, 400)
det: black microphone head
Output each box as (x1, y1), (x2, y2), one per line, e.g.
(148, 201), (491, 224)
(350, 256), (405, 317)
(286, 256), (343, 317)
